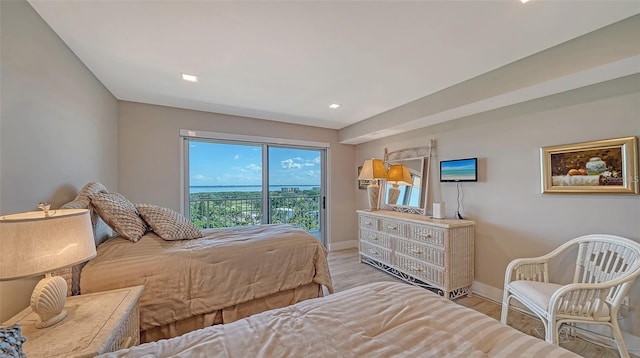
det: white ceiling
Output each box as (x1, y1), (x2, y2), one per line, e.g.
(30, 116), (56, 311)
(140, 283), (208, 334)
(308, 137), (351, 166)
(28, 1), (639, 132)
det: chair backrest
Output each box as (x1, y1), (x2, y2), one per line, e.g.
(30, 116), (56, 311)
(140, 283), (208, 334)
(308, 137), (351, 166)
(572, 234), (640, 303)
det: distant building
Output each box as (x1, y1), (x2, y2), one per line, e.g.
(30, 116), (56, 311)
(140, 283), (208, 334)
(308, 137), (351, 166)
(281, 187), (300, 192)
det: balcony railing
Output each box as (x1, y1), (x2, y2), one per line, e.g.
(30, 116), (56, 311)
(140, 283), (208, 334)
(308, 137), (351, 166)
(189, 194), (321, 231)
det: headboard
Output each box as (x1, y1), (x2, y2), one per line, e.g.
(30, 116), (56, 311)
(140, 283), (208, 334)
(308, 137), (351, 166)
(53, 182), (115, 296)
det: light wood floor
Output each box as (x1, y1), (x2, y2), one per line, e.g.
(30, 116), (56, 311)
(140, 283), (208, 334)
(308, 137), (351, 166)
(328, 249), (635, 358)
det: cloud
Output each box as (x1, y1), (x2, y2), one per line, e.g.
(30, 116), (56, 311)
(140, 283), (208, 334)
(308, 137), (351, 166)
(234, 154), (240, 160)
(281, 158), (302, 169)
(246, 164), (261, 170)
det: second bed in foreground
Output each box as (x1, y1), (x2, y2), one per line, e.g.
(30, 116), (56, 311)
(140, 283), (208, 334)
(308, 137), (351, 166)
(99, 281), (579, 358)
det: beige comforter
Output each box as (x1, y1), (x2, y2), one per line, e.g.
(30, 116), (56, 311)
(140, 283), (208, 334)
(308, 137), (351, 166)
(81, 224), (333, 331)
(100, 282), (579, 358)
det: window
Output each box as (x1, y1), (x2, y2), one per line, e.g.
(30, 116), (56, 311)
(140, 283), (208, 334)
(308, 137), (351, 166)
(182, 130), (328, 245)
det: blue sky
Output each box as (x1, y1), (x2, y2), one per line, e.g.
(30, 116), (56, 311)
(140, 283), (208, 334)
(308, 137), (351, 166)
(189, 141), (321, 186)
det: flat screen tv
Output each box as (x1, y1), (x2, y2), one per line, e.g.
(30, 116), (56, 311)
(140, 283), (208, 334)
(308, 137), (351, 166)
(440, 158), (478, 182)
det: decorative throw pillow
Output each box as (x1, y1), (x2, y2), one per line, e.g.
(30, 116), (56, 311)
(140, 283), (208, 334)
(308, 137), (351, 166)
(0, 324), (27, 358)
(135, 204), (203, 241)
(89, 193), (148, 243)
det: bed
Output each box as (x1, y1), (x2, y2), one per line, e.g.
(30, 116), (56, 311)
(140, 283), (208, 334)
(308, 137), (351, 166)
(98, 281), (579, 358)
(57, 182), (333, 343)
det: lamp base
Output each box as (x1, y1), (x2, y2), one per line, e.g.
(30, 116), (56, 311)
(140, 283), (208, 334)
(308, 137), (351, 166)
(388, 184), (400, 205)
(367, 182), (381, 211)
(30, 274), (68, 328)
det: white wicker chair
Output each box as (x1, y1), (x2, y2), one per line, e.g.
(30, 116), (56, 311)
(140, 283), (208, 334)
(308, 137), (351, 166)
(500, 234), (640, 358)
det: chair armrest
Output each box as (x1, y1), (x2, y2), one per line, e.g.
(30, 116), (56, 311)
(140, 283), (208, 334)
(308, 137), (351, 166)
(548, 282), (613, 318)
(504, 257), (549, 284)
(504, 241), (581, 285)
(549, 273), (640, 317)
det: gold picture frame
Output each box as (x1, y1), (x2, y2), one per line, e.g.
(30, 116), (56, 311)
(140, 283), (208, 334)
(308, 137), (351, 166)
(540, 136), (638, 194)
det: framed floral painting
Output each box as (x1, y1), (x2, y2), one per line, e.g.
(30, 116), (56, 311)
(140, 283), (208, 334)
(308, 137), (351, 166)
(540, 136), (638, 194)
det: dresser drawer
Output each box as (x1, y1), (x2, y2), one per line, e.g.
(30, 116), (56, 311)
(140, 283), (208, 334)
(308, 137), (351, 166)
(394, 253), (444, 286)
(360, 229), (392, 249)
(380, 219), (408, 237)
(395, 238), (444, 267)
(359, 215), (379, 231)
(360, 241), (392, 265)
(410, 225), (445, 247)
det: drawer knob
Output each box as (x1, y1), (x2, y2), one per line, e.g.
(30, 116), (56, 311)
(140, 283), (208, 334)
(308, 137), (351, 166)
(419, 233), (432, 238)
(410, 266), (424, 273)
(364, 221), (372, 225)
(369, 249), (379, 255)
(410, 249), (423, 255)
(373, 237), (379, 241)
(387, 225), (397, 230)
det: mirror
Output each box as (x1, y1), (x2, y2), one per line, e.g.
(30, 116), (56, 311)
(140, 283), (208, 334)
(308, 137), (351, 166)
(385, 158), (422, 206)
(380, 144), (434, 215)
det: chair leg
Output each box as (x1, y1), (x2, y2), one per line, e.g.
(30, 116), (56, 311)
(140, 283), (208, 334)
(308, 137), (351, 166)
(545, 320), (559, 344)
(500, 293), (510, 325)
(611, 320), (630, 358)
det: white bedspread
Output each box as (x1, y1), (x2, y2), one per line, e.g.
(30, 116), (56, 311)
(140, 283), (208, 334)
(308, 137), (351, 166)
(99, 282), (579, 358)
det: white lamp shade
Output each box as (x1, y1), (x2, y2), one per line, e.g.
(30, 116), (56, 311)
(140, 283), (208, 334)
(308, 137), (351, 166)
(358, 158), (388, 180)
(387, 164), (413, 186)
(0, 209), (96, 280)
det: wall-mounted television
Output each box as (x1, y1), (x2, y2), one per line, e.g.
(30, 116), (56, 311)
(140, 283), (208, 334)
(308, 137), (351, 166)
(440, 158), (478, 182)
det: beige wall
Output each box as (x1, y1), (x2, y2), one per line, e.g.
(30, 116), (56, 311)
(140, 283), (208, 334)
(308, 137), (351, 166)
(117, 101), (356, 249)
(356, 75), (640, 335)
(0, 0), (118, 321)
(2, 0), (637, 342)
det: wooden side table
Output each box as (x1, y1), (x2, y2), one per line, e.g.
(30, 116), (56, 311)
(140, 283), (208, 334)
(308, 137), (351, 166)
(2, 285), (143, 358)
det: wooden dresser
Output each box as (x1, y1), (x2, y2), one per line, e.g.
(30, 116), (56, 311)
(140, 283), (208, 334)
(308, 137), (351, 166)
(3, 286), (143, 357)
(357, 210), (475, 299)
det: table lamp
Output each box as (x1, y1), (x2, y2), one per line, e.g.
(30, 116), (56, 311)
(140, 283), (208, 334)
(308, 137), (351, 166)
(358, 158), (388, 211)
(387, 164), (413, 205)
(0, 208), (96, 328)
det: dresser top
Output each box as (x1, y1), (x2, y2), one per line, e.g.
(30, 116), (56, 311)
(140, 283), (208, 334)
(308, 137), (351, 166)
(357, 210), (475, 228)
(3, 285), (144, 358)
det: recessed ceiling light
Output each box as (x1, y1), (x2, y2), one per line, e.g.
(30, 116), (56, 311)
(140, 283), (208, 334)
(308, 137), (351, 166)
(182, 73), (198, 83)
(521, 0), (530, 3)
(329, 103), (341, 109)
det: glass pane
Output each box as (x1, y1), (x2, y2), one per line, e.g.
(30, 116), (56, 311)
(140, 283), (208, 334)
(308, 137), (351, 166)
(268, 147), (322, 238)
(188, 141), (263, 229)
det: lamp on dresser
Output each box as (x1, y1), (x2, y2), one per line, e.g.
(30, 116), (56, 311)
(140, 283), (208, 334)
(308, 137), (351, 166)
(0, 207), (96, 328)
(358, 158), (388, 211)
(386, 164), (413, 205)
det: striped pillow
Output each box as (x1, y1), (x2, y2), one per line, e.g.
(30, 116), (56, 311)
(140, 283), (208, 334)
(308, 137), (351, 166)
(90, 192), (148, 243)
(135, 204), (203, 241)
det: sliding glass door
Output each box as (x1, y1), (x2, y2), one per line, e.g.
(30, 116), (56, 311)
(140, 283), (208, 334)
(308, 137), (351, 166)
(185, 138), (326, 245)
(268, 146), (324, 240)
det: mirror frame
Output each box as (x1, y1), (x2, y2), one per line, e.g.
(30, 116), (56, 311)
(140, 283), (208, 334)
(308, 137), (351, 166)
(380, 145), (433, 215)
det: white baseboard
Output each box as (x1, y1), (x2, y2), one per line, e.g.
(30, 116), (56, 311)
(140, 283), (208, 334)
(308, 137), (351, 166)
(328, 240), (357, 252)
(573, 324), (640, 354)
(471, 281), (503, 303)
(471, 280), (640, 353)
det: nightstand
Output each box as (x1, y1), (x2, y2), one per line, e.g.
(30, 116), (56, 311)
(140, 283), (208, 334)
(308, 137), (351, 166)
(2, 285), (143, 358)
